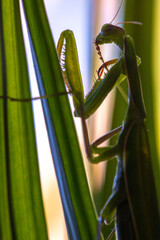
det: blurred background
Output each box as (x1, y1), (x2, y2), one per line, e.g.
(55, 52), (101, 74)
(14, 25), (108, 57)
(20, 0), (160, 239)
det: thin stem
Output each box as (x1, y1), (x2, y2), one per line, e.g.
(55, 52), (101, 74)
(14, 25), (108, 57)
(0, 91), (71, 102)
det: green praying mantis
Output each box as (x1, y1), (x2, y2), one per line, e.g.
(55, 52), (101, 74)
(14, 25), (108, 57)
(56, 7), (160, 240)
(1, 3), (160, 240)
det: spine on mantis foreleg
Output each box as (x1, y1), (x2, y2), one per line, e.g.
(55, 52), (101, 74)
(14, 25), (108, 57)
(57, 30), (84, 115)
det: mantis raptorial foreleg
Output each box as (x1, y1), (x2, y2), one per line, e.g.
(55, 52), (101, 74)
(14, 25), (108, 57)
(96, 59), (128, 103)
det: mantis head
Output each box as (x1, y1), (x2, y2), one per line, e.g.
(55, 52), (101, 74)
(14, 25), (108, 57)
(94, 24), (125, 51)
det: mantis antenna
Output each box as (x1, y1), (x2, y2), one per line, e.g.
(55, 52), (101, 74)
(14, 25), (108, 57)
(116, 21), (143, 26)
(110, 0), (125, 24)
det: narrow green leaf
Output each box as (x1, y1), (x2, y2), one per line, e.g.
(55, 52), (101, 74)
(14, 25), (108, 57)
(22, 0), (98, 239)
(0, 0), (48, 239)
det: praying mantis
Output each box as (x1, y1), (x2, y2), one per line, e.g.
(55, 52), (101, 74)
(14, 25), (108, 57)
(56, 6), (160, 240)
